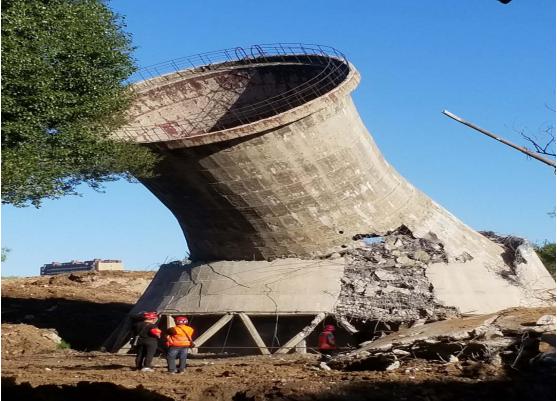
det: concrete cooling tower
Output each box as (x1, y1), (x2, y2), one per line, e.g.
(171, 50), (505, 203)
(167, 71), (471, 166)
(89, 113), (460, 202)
(106, 44), (554, 354)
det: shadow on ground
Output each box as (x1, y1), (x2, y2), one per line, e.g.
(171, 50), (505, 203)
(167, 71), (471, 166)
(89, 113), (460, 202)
(239, 374), (556, 401)
(2, 377), (174, 401)
(4, 373), (554, 401)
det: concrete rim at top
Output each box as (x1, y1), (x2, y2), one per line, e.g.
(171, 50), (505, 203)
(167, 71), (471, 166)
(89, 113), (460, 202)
(116, 43), (361, 148)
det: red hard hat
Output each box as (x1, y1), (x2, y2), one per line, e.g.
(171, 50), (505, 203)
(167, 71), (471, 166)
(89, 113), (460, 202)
(142, 311), (158, 320)
(324, 325), (336, 331)
(174, 316), (188, 324)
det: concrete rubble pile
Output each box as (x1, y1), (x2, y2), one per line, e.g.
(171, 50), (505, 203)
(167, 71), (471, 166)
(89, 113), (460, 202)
(328, 227), (556, 373)
(329, 308), (556, 372)
(335, 226), (459, 324)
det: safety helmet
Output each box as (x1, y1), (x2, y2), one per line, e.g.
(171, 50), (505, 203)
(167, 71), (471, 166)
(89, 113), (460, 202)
(324, 324), (336, 331)
(174, 316), (188, 324)
(142, 311), (158, 320)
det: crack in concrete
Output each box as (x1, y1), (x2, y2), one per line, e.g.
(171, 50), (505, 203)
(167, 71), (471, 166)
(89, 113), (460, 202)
(197, 281), (203, 308)
(263, 283), (281, 348)
(207, 262), (250, 288)
(263, 283), (279, 313)
(163, 263), (203, 310)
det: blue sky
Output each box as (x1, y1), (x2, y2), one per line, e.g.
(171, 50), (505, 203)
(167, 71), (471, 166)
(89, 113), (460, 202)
(2, 0), (555, 277)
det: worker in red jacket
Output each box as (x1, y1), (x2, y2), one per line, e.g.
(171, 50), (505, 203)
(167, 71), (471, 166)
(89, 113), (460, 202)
(318, 324), (337, 361)
(132, 311), (161, 372)
(165, 316), (195, 373)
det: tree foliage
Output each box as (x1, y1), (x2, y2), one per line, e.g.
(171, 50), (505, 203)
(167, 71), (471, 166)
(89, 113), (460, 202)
(1, 0), (157, 207)
(1, 248), (11, 263)
(535, 242), (556, 279)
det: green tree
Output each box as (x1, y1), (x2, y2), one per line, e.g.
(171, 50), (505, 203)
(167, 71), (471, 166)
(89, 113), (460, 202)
(1, 0), (157, 207)
(535, 242), (556, 278)
(1, 248), (11, 262)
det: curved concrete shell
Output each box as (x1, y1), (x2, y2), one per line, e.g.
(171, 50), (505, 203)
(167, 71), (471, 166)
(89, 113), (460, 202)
(118, 47), (526, 265)
(107, 45), (553, 353)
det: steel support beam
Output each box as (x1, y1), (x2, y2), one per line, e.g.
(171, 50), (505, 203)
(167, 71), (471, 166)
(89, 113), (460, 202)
(238, 313), (271, 355)
(191, 313), (234, 352)
(274, 312), (326, 354)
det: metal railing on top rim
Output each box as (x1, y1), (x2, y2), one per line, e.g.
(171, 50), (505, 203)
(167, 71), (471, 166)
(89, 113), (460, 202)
(119, 43), (350, 143)
(130, 43), (347, 84)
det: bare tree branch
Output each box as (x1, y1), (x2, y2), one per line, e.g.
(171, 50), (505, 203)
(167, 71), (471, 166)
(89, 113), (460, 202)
(519, 128), (556, 157)
(513, 105), (556, 158)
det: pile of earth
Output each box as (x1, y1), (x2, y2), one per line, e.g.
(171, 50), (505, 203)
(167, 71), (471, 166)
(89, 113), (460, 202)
(2, 270), (155, 304)
(1, 323), (64, 357)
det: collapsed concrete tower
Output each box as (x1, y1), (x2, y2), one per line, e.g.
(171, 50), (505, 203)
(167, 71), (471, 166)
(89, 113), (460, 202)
(106, 44), (554, 354)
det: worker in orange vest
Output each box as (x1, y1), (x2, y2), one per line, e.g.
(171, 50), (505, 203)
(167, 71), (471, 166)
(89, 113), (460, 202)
(165, 316), (195, 373)
(318, 324), (337, 361)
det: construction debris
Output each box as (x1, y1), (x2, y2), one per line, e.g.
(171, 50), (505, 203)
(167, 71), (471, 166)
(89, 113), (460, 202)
(329, 307), (556, 372)
(335, 226), (458, 324)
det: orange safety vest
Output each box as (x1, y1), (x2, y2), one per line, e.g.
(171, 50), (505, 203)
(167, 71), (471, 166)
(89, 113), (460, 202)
(165, 324), (194, 348)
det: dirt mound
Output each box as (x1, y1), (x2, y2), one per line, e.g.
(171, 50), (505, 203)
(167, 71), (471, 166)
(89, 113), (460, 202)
(2, 270), (155, 304)
(1, 324), (63, 357)
(2, 271), (155, 351)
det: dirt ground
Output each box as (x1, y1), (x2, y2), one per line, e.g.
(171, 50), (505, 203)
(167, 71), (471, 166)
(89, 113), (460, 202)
(1, 271), (555, 401)
(3, 348), (555, 401)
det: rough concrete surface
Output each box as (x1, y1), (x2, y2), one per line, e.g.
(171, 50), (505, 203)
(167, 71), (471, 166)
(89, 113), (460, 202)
(335, 226), (458, 323)
(113, 48), (554, 321)
(132, 258), (345, 314)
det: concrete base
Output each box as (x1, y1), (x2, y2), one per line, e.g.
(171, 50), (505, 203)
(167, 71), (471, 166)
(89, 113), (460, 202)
(105, 246), (554, 354)
(132, 258), (345, 315)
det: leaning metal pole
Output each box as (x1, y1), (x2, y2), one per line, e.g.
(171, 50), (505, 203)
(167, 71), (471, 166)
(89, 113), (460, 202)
(443, 110), (556, 168)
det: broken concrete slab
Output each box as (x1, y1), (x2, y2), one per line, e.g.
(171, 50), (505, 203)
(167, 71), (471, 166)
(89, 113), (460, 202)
(352, 314), (500, 354)
(329, 307), (555, 371)
(410, 250), (431, 263)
